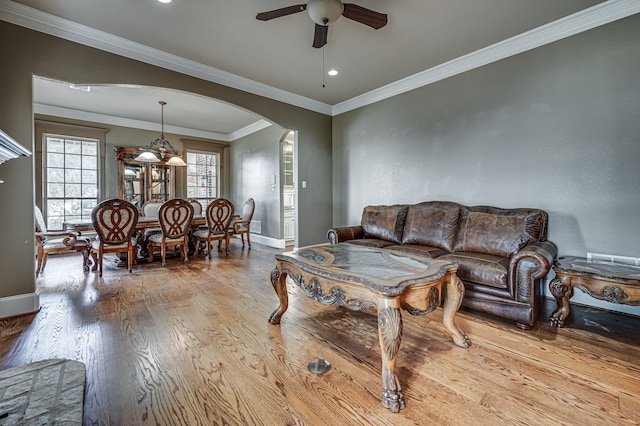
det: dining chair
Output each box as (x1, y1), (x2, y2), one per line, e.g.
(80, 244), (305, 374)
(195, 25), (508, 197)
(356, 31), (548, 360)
(91, 198), (139, 277)
(141, 199), (164, 238)
(187, 199), (203, 217)
(147, 198), (194, 266)
(193, 198), (234, 257)
(34, 205), (92, 275)
(228, 198), (255, 249)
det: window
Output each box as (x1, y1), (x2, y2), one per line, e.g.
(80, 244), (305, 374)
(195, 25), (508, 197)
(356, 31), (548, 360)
(186, 151), (219, 208)
(44, 134), (99, 230)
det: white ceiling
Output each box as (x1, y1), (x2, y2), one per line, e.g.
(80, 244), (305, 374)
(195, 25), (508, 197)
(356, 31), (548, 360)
(3, 0), (636, 140)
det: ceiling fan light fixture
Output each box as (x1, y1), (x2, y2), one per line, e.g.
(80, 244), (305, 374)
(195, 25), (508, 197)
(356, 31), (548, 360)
(307, 0), (344, 26)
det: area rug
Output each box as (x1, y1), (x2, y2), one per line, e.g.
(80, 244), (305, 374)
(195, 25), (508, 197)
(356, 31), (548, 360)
(0, 359), (85, 425)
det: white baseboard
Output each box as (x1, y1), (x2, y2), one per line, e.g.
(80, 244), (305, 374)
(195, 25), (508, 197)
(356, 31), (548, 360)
(231, 234), (286, 249)
(0, 292), (40, 319)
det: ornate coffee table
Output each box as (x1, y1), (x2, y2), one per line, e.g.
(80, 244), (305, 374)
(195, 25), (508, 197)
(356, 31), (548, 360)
(269, 243), (471, 413)
(549, 256), (640, 327)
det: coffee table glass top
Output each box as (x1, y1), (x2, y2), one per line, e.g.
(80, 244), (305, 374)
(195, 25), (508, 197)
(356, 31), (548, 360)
(555, 256), (640, 282)
(276, 243), (456, 292)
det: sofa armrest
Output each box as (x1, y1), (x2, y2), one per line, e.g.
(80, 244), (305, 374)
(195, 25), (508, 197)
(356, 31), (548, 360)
(327, 226), (364, 244)
(509, 240), (558, 303)
(511, 241), (558, 278)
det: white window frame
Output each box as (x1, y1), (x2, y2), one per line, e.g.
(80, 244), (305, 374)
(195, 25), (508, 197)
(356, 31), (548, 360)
(186, 150), (220, 208)
(42, 133), (100, 230)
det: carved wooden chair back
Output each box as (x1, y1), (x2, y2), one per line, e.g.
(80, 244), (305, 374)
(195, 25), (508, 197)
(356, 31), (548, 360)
(147, 198), (194, 266)
(205, 198), (235, 234)
(158, 198), (194, 239)
(91, 199), (139, 276)
(193, 198), (234, 257)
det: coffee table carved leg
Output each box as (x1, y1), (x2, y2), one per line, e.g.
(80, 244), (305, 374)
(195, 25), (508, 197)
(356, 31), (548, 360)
(442, 275), (471, 348)
(268, 266), (289, 324)
(377, 297), (405, 413)
(549, 275), (571, 327)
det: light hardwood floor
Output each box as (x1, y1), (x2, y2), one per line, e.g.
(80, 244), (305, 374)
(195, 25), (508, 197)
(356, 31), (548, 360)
(1, 243), (639, 425)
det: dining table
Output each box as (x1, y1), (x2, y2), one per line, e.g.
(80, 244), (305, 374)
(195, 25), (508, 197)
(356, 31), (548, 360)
(63, 215), (208, 267)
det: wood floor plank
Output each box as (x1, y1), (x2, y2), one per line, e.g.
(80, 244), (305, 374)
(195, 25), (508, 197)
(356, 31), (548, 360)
(1, 246), (639, 425)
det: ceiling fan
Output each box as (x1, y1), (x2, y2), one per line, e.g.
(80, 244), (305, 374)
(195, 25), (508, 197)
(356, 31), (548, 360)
(256, 0), (388, 48)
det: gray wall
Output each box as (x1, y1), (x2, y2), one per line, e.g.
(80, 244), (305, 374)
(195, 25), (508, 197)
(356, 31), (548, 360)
(230, 125), (287, 240)
(332, 15), (640, 314)
(0, 21), (332, 311)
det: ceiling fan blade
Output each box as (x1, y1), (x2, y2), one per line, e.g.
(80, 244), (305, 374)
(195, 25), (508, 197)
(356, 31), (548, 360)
(256, 4), (306, 21)
(313, 24), (328, 48)
(342, 3), (388, 29)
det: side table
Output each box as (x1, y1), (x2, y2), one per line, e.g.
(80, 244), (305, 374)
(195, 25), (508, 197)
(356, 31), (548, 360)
(549, 256), (640, 327)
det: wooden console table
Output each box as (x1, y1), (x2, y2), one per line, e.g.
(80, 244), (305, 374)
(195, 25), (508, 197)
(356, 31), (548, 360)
(549, 256), (640, 327)
(269, 243), (471, 413)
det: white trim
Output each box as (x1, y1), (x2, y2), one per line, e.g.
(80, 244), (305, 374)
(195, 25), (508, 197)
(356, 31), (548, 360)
(229, 120), (273, 141)
(232, 234), (287, 249)
(332, 0), (640, 115)
(0, 292), (40, 319)
(34, 103), (232, 141)
(1, 0), (639, 117)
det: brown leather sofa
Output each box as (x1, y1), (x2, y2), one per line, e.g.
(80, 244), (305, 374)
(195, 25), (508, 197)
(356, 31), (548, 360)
(327, 201), (558, 329)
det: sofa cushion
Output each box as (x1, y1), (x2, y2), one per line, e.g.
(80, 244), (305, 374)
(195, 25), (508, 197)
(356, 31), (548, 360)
(401, 201), (460, 252)
(361, 205), (408, 244)
(454, 206), (547, 258)
(438, 252), (509, 289)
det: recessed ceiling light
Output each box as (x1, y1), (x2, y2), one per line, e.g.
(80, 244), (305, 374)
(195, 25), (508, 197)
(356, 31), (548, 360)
(328, 69), (339, 76)
(158, 0), (172, 3)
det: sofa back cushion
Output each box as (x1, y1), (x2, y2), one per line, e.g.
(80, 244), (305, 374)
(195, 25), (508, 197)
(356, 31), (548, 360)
(361, 205), (408, 244)
(454, 206), (548, 258)
(401, 201), (461, 252)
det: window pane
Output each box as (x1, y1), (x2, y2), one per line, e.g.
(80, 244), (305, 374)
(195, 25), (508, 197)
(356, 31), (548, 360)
(65, 169), (82, 183)
(48, 183), (65, 198)
(82, 155), (97, 170)
(48, 217), (64, 230)
(82, 140), (97, 155)
(65, 139), (82, 154)
(65, 153), (82, 169)
(48, 153), (64, 168)
(48, 138), (65, 153)
(65, 184), (82, 197)
(83, 184), (98, 198)
(65, 199), (82, 216)
(82, 169), (97, 183)
(48, 168), (65, 183)
(82, 199), (97, 217)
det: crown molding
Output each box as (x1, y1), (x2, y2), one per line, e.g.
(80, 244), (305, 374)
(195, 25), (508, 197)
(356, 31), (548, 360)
(332, 0), (640, 115)
(2, 0), (639, 118)
(0, 0), (332, 116)
(229, 120), (273, 141)
(34, 103), (233, 141)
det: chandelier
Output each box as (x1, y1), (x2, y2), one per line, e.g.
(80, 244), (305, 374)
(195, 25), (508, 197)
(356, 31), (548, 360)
(134, 101), (187, 166)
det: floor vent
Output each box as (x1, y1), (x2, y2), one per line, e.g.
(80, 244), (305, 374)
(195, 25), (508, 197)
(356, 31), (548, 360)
(587, 252), (640, 266)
